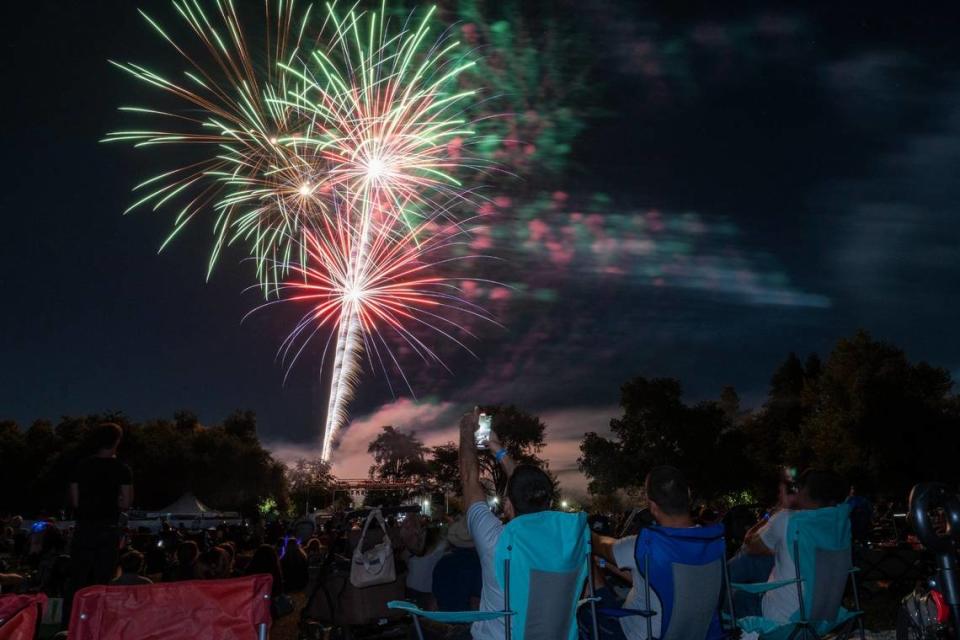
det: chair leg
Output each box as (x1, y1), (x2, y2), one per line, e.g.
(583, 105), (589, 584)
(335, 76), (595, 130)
(721, 553), (738, 636)
(587, 554), (599, 640)
(411, 615), (425, 640)
(257, 622), (268, 640)
(849, 572), (866, 640)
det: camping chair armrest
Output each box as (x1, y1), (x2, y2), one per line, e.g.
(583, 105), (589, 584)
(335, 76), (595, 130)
(597, 607), (657, 618)
(730, 579), (796, 594)
(387, 601), (515, 624)
(577, 596), (602, 609)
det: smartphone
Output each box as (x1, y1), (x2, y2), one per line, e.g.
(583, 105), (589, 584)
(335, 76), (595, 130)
(475, 413), (492, 449)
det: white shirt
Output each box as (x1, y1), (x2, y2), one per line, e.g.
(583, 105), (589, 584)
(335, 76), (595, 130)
(406, 540), (448, 593)
(467, 501), (506, 640)
(758, 510), (799, 622)
(611, 535), (661, 639)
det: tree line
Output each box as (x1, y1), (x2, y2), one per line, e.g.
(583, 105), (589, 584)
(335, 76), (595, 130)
(3, 330), (957, 517)
(580, 330), (960, 504)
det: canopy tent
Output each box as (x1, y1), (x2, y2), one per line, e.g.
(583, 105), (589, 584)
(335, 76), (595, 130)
(149, 493), (240, 519)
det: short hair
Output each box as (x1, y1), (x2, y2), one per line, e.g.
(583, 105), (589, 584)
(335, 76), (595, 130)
(120, 550), (144, 574)
(645, 466), (691, 516)
(91, 422), (123, 450)
(798, 469), (847, 506)
(506, 465), (553, 515)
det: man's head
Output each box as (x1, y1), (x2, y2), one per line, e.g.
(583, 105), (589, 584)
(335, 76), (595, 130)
(91, 422), (123, 454)
(504, 464), (553, 519)
(796, 469), (847, 509)
(644, 466), (691, 524)
(120, 550), (144, 575)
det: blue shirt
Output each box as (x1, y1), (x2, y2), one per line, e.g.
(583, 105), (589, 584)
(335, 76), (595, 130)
(432, 545), (482, 611)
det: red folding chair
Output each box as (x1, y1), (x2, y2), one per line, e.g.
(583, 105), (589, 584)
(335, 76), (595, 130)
(0, 593), (48, 640)
(69, 575), (273, 640)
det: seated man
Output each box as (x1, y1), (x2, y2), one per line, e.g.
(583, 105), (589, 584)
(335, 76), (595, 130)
(590, 466), (697, 640)
(736, 468), (847, 621)
(459, 410), (556, 640)
(111, 550), (152, 586)
(727, 467), (800, 613)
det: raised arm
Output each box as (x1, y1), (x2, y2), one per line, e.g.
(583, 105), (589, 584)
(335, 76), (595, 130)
(459, 410), (486, 507)
(488, 430), (516, 478)
(591, 531), (618, 565)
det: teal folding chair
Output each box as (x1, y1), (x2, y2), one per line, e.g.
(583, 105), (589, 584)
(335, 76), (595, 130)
(732, 504), (866, 640)
(389, 510), (599, 640)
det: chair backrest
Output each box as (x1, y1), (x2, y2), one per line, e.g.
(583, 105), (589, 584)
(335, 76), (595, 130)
(787, 504), (852, 624)
(0, 593), (47, 640)
(635, 523), (726, 640)
(68, 574), (273, 640)
(493, 511), (590, 640)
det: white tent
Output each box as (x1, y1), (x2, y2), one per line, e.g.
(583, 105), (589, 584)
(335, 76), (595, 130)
(150, 493), (240, 519)
(159, 492), (213, 516)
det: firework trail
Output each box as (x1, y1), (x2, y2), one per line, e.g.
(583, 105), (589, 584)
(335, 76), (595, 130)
(282, 3), (485, 458)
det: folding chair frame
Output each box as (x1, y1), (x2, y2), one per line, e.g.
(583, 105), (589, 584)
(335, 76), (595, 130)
(730, 539), (867, 640)
(402, 542), (599, 640)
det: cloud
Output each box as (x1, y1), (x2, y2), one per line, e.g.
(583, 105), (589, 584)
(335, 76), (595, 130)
(266, 401), (618, 499)
(266, 398), (461, 479)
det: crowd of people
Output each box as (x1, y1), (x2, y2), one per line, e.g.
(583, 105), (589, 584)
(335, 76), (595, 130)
(0, 418), (877, 639)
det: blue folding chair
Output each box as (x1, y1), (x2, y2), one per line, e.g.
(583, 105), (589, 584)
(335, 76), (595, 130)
(389, 510), (600, 640)
(597, 523), (730, 640)
(732, 504), (866, 640)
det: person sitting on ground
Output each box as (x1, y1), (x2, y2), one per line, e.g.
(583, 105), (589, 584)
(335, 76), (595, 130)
(460, 409), (557, 640)
(171, 540), (199, 581)
(10, 516), (28, 557)
(432, 518), (480, 612)
(304, 538), (324, 565)
(280, 537), (308, 592)
(590, 466), (698, 640)
(217, 542), (237, 577)
(196, 547), (227, 580)
(734, 468), (848, 621)
(0, 526), (15, 553)
(245, 543), (284, 600)
(401, 516), (448, 610)
(112, 550), (152, 586)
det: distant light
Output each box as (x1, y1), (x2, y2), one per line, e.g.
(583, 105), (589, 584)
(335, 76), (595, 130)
(492, 496), (499, 504)
(561, 500), (569, 509)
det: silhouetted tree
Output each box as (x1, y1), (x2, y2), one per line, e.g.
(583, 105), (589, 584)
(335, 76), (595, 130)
(578, 377), (752, 500)
(287, 458), (336, 514)
(368, 426), (429, 483)
(0, 411), (288, 516)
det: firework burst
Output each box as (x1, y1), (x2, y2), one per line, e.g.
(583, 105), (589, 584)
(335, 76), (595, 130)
(110, 0), (493, 461)
(103, 0), (321, 291)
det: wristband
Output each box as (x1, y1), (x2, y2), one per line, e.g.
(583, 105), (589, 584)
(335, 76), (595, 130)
(494, 449), (508, 463)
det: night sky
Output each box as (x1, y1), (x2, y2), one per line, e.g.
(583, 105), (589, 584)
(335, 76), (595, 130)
(4, 1), (960, 495)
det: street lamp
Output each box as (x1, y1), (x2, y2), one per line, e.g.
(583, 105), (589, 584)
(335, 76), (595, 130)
(561, 500), (569, 510)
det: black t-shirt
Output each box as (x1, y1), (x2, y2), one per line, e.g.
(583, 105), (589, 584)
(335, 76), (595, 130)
(70, 456), (133, 523)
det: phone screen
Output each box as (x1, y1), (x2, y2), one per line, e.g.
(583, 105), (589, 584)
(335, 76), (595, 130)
(476, 414), (492, 449)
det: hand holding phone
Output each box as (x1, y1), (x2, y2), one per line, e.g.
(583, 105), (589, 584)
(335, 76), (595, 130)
(475, 413), (492, 449)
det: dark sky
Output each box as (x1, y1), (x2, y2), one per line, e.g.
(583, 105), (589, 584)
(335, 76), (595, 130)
(4, 1), (960, 488)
